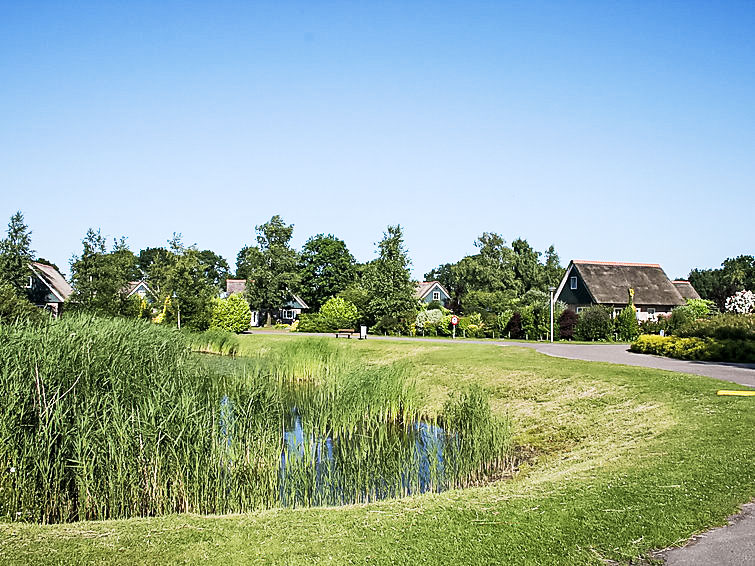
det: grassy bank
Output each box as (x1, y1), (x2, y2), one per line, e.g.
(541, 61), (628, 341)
(1, 334), (754, 564)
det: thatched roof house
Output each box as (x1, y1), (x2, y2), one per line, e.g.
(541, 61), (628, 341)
(555, 260), (690, 320)
(28, 261), (73, 316)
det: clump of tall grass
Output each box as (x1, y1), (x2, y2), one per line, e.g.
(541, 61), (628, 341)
(0, 315), (280, 523)
(188, 328), (240, 356)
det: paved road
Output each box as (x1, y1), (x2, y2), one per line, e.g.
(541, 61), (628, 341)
(657, 503), (755, 566)
(513, 342), (755, 388)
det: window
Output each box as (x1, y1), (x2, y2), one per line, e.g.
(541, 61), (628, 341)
(432, 291), (440, 301)
(647, 308), (656, 315)
(282, 310), (294, 320)
(576, 307), (585, 314)
(25, 276), (33, 289)
(613, 308), (623, 317)
(570, 276), (577, 290)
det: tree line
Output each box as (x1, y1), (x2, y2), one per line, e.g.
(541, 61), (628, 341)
(1, 210), (750, 334)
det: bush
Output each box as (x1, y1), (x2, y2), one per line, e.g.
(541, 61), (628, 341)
(675, 313), (755, 341)
(558, 309), (578, 340)
(0, 282), (47, 324)
(630, 334), (755, 363)
(296, 313), (325, 333)
(210, 294), (252, 333)
(725, 290), (755, 314)
(615, 305), (640, 341)
(575, 305), (613, 341)
(320, 297), (359, 330)
(506, 312), (522, 338)
(668, 298), (716, 333)
(639, 316), (670, 335)
(416, 309), (445, 336)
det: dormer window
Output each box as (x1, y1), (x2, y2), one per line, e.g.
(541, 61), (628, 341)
(570, 276), (577, 290)
(432, 291), (440, 301)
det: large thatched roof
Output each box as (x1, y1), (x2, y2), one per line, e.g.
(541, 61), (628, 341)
(571, 260), (685, 306)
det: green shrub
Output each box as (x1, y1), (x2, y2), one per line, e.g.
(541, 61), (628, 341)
(320, 297), (359, 330)
(188, 328), (240, 355)
(668, 298), (717, 332)
(639, 316), (670, 335)
(615, 305), (640, 341)
(0, 282), (47, 324)
(575, 305), (613, 341)
(675, 313), (755, 341)
(210, 294), (252, 333)
(296, 313), (325, 333)
(630, 333), (755, 363)
(559, 309), (578, 340)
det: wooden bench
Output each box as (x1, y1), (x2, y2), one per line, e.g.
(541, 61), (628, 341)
(335, 328), (356, 338)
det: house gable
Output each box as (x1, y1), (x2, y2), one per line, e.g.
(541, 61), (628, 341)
(415, 281), (451, 304)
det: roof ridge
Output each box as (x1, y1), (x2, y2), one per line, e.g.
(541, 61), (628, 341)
(673, 279), (690, 283)
(573, 260), (662, 268)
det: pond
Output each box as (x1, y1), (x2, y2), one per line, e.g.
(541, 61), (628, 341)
(280, 407), (452, 506)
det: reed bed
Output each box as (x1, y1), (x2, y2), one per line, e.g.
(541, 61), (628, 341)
(188, 328), (240, 356)
(0, 318), (514, 523)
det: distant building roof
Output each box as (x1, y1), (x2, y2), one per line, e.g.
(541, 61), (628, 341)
(29, 261), (73, 303)
(560, 260), (685, 307)
(415, 281), (450, 301)
(225, 279), (247, 295)
(123, 280), (157, 299)
(672, 280), (701, 301)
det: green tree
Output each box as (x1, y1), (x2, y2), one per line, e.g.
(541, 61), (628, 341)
(0, 281), (46, 323)
(615, 305), (640, 341)
(197, 250), (230, 289)
(541, 245), (564, 288)
(362, 225), (418, 331)
(241, 215), (300, 324)
(0, 211), (34, 294)
(512, 238), (541, 293)
(158, 235), (217, 331)
(297, 234), (356, 311)
(68, 230), (138, 316)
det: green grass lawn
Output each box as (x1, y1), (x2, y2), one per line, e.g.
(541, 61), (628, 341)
(2, 335), (753, 565)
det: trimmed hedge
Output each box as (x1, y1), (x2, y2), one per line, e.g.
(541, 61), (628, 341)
(630, 334), (755, 363)
(674, 313), (755, 341)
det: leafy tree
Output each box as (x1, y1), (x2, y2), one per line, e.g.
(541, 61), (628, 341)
(362, 225), (418, 329)
(575, 305), (613, 341)
(158, 235), (217, 331)
(541, 245), (564, 288)
(297, 234), (356, 311)
(210, 294), (252, 333)
(319, 296), (359, 330)
(197, 250), (230, 289)
(512, 238), (541, 293)
(137, 246), (176, 295)
(0, 211), (34, 293)
(688, 256), (755, 311)
(615, 305), (640, 341)
(68, 230), (138, 316)
(241, 215), (300, 324)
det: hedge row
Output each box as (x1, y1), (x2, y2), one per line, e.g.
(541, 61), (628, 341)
(630, 334), (755, 363)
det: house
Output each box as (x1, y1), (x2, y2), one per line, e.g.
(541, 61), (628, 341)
(27, 261), (73, 316)
(123, 280), (157, 302)
(672, 280), (701, 301)
(415, 281), (451, 308)
(555, 260), (691, 321)
(223, 279), (308, 326)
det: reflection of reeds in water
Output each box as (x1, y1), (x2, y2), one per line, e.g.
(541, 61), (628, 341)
(0, 318), (513, 524)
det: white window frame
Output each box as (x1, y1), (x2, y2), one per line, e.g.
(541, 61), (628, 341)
(282, 309), (295, 320)
(613, 308), (623, 318)
(25, 275), (33, 289)
(647, 308), (656, 315)
(576, 307), (585, 314)
(570, 276), (578, 290)
(432, 291), (440, 301)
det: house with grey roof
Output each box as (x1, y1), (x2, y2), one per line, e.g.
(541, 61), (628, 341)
(27, 261), (73, 316)
(223, 279), (308, 326)
(555, 260), (691, 321)
(415, 281), (451, 308)
(672, 280), (701, 301)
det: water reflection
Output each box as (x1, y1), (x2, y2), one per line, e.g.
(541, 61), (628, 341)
(279, 407), (451, 507)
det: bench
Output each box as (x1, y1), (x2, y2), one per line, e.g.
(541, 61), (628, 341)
(335, 328), (356, 338)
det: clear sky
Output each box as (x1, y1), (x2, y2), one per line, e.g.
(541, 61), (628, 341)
(1, 1), (753, 280)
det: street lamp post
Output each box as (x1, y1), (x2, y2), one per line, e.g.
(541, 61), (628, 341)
(548, 286), (556, 343)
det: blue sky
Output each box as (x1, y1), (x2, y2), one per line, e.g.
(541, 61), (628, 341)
(1, 1), (753, 280)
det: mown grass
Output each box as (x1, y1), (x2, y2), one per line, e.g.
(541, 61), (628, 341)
(1, 334), (754, 564)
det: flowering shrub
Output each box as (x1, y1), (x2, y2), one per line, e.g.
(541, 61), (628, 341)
(725, 290), (755, 314)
